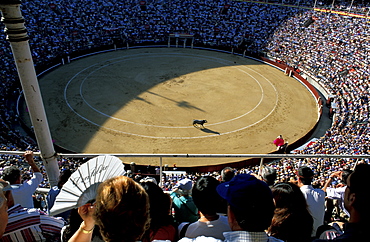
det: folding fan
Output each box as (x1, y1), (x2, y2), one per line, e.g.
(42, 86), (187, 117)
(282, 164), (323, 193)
(50, 155), (125, 216)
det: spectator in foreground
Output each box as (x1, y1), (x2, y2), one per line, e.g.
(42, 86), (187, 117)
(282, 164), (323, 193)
(261, 166), (277, 187)
(322, 169), (352, 219)
(180, 174), (283, 242)
(0, 182), (8, 238)
(0, 179), (65, 241)
(219, 167), (235, 215)
(170, 178), (198, 224)
(268, 182), (313, 242)
(297, 166), (326, 238)
(314, 163), (370, 241)
(1, 150), (42, 208)
(61, 203), (103, 242)
(179, 176), (230, 240)
(69, 176), (150, 242)
(217, 174), (282, 242)
(140, 180), (176, 242)
(47, 168), (72, 220)
(220, 167), (235, 182)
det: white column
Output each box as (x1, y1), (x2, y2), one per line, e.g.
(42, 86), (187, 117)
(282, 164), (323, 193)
(313, 0), (318, 8)
(348, 0), (354, 13)
(331, 0), (336, 10)
(0, 0), (60, 186)
(159, 157), (163, 187)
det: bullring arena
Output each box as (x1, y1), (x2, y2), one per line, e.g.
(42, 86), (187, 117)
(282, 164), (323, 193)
(21, 47), (318, 167)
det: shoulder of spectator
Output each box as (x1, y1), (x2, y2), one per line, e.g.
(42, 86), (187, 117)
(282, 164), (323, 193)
(40, 212), (65, 228)
(23, 172), (43, 187)
(170, 189), (179, 197)
(315, 188), (326, 196)
(32, 172), (43, 180)
(7, 204), (24, 214)
(178, 236), (222, 242)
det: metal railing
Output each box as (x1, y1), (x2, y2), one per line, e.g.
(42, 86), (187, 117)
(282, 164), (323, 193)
(2, 150), (369, 190)
(2, 150), (370, 158)
(2, 151), (369, 165)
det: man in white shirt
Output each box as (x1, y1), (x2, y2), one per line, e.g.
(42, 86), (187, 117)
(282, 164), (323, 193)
(313, 163), (370, 241)
(297, 166), (325, 237)
(322, 169), (352, 218)
(179, 174), (283, 242)
(2, 151), (43, 208)
(179, 176), (230, 240)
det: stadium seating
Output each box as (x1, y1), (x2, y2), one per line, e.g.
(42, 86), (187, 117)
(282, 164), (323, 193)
(0, 0), (369, 189)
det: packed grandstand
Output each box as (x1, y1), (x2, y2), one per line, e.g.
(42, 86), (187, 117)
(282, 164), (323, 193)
(0, 0), (369, 237)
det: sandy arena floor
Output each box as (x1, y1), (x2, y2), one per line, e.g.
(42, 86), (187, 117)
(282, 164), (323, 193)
(27, 48), (318, 167)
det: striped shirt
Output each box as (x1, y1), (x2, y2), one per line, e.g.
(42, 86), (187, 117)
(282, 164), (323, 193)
(223, 231), (284, 242)
(178, 231), (284, 242)
(1, 204), (65, 242)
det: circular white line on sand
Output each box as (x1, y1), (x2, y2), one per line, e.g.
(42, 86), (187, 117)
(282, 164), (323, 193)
(64, 51), (278, 139)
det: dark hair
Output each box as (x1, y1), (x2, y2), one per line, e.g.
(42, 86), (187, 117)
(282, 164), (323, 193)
(298, 166), (314, 185)
(348, 163), (370, 219)
(192, 176), (221, 215)
(229, 184), (274, 232)
(2, 166), (21, 184)
(341, 169), (352, 185)
(261, 167), (277, 186)
(221, 167), (234, 182)
(230, 202), (274, 232)
(300, 176), (313, 184)
(268, 182), (313, 242)
(58, 169), (72, 189)
(140, 181), (175, 242)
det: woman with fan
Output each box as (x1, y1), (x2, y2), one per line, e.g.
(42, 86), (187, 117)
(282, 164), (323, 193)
(61, 200), (103, 242)
(68, 176), (150, 242)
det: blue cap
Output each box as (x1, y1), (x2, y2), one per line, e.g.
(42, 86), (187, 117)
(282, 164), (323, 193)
(216, 174), (272, 211)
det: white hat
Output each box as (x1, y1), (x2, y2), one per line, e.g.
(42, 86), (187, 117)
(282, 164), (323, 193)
(140, 176), (158, 185)
(176, 178), (192, 190)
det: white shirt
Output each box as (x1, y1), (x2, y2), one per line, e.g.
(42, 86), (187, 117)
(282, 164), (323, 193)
(300, 185), (325, 237)
(179, 236), (222, 242)
(184, 215), (231, 240)
(179, 231), (283, 242)
(11, 172), (43, 208)
(326, 186), (349, 216)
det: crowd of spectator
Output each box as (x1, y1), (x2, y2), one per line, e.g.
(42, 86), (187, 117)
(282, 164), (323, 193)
(0, 1), (302, 162)
(262, 5), (369, 181)
(0, 1), (369, 234)
(2, 153), (369, 241)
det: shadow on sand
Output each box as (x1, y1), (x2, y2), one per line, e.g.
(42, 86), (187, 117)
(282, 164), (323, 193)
(199, 128), (220, 135)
